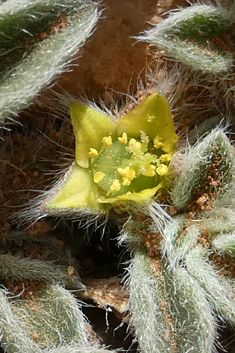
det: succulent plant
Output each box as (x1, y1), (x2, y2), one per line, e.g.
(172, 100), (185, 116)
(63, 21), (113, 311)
(0, 0), (99, 124)
(31, 90), (235, 353)
(2, 0), (235, 351)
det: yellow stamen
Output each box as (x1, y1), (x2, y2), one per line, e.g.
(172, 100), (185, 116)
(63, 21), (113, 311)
(160, 154), (172, 163)
(153, 135), (163, 149)
(117, 166), (136, 186)
(129, 138), (142, 151)
(118, 132), (128, 144)
(94, 171), (105, 183)
(110, 179), (121, 191)
(88, 148), (99, 158)
(156, 164), (168, 176)
(142, 164), (156, 177)
(102, 136), (112, 148)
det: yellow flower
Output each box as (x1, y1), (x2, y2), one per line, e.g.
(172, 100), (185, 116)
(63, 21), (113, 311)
(41, 93), (178, 213)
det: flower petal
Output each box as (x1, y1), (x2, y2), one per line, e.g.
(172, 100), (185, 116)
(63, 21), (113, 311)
(117, 93), (178, 144)
(70, 102), (116, 168)
(43, 162), (105, 212)
(97, 183), (163, 204)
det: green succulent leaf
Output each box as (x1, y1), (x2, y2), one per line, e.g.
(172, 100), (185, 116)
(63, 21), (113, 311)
(171, 129), (235, 211)
(212, 232), (235, 257)
(0, 254), (75, 285)
(166, 266), (215, 353)
(141, 4), (235, 73)
(0, 290), (41, 353)
(162, 215), (200, 269)
(129, 251), (176, 353)
(0, 285), (89, 352)
(186, 247), (235, 326)
(128, 250), (215, 353)
(0, 0), (99, 123)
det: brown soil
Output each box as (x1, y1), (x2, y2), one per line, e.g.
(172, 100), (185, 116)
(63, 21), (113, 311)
(53, 0), (193, 100)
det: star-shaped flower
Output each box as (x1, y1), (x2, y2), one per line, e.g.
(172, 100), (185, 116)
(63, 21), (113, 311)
(41, 93), (178, 214)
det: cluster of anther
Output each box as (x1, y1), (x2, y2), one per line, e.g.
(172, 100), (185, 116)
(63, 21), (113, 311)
(88, 131), (173, 198)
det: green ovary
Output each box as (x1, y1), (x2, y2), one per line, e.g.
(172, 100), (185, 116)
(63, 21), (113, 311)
(90, 135), (170, 198)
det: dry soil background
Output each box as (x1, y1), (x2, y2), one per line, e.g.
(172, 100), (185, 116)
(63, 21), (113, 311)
(55, 0), (193, 99)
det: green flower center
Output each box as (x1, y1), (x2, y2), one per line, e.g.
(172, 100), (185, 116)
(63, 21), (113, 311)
(89, 132), (172, 198)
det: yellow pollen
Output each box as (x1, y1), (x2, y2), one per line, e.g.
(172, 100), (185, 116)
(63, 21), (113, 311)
(118, 132), (128, 144)
(129, 138), (142, 151)
(160, 153), (172, 163)
(102, 136), (112, 148)
(142, 164), (156, 177)
(117, 166), (136, 186)
(154, 135), (163, 149)
(156, 164), (168, 176)
(110, 179), (121, 191)
(94, 171), (105, 183)
(88, 148), (99, 158)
